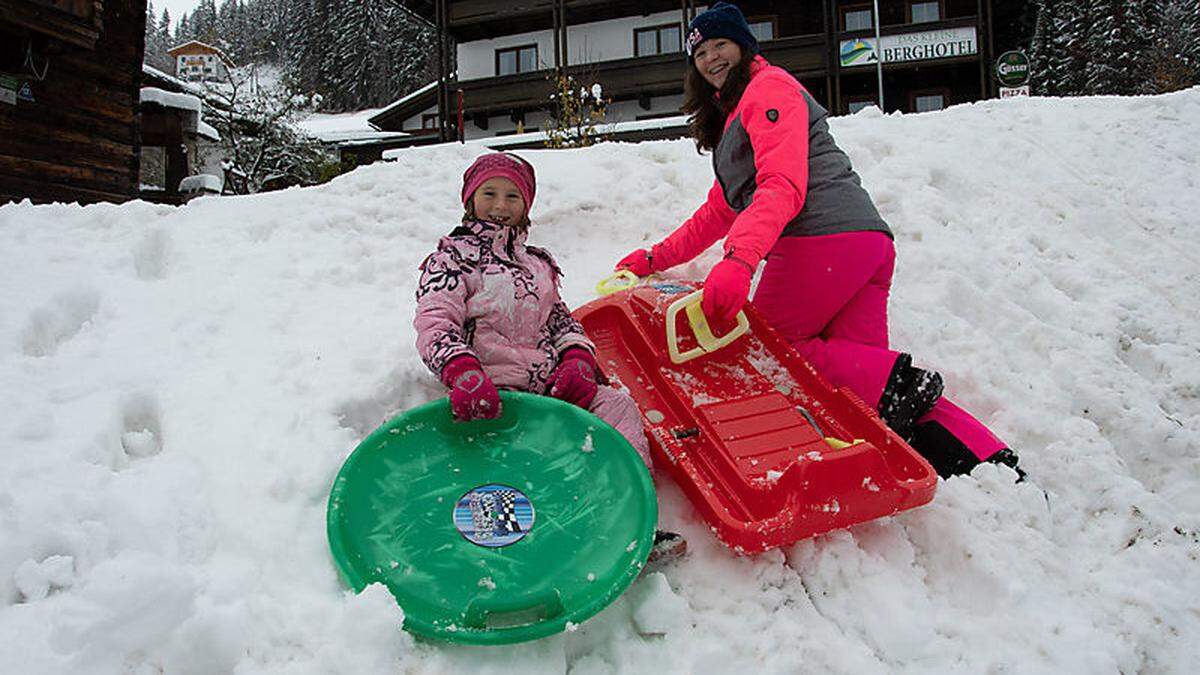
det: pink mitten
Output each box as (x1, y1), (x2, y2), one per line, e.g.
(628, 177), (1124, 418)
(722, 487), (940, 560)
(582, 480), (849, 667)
(546, 348), (599, 409)
(701, 256), (754, 327)
(441, 355), (501, 421)
(615, 249), (653, 277)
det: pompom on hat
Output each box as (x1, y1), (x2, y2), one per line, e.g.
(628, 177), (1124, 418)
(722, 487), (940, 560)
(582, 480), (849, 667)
(685, 2), (760, 58)
(461, 152), (537, 210)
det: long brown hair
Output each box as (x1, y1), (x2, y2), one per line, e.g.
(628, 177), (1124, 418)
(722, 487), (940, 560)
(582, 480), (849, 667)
(681, 50), (754, 153)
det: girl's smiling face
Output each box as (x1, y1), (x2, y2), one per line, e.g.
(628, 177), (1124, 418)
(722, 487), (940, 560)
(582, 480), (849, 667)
(693, 37), (743, 89)
(471, 177), (527, 226)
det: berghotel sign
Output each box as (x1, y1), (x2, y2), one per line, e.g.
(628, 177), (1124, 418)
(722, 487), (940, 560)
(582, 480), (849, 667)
(839, 27), (978, 68)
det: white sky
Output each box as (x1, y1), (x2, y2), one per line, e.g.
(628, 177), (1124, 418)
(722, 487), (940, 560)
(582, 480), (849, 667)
(151, 0), (205, 26)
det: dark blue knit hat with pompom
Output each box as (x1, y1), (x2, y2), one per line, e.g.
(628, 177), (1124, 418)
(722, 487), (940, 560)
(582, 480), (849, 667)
(685, 2), (760, 58)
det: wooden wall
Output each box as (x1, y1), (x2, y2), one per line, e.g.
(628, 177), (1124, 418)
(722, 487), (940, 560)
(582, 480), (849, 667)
(0, 0), (148, 205)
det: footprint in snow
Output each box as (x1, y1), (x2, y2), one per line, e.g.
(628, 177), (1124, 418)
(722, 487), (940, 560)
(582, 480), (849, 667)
(119, 392), (163, 460)
(19, 290), (100, 357)
(132, 228), (171, 280)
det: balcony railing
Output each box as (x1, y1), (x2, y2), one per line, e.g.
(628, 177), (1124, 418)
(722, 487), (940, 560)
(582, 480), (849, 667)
(456, 33), (829, 116)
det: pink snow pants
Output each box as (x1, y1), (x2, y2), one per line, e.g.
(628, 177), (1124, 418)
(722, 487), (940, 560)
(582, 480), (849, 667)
(752, 231), (1005, 461)
(588, 385), (653, 468)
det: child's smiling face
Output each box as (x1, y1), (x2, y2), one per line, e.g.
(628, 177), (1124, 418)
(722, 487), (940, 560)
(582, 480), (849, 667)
(471, 177), (527, 226)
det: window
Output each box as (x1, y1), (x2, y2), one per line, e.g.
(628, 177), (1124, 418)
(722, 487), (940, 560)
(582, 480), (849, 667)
(747, 18), (776, 42)
(634, 24), (682, 57)
(496, 44), (538, 76)
(913, 92), (946, 112)
(421, 113), (439, 130)
(842, 6), (873, 31)
(910, 1), (940, 23)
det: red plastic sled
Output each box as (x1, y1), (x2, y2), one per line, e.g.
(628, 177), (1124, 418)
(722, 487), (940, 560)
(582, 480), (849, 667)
(573, 280), (937, 553)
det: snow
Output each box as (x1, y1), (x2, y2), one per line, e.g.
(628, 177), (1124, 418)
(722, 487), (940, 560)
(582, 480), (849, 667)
(194, 120), (220, 142)
(296, 108), (410, 147)
(139, 86), (201, 113)
(178, 174), (222, 194)
(141, 64), (206, 99)
(3, 87), (1200, 673)
(370, 80), (438, 121)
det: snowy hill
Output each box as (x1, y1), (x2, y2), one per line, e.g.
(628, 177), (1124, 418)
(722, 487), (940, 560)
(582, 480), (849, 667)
(2, 88), (1199, 674)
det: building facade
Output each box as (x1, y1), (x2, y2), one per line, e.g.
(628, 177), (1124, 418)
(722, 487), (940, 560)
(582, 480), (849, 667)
(375, 0), (1026, 143)
(167, 40), (234, 83)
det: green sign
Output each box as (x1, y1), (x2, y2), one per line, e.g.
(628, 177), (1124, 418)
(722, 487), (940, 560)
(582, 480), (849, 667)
(996, 51), (1030, 87)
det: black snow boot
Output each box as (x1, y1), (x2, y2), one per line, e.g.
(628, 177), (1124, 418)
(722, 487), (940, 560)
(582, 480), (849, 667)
(878, 353), (944, 441)
(908, 420), (1026, 481)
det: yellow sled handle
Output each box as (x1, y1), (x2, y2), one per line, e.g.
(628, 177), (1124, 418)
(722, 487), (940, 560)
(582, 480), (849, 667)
(595, 270), (641, 296)
(665, 290), (750, 364)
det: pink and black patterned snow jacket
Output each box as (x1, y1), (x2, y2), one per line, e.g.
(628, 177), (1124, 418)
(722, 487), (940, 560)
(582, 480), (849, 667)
(414, 219), (594, 392)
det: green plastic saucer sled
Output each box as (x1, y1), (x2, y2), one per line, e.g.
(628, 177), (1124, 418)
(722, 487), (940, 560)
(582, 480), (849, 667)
(327, 391), (657, 645)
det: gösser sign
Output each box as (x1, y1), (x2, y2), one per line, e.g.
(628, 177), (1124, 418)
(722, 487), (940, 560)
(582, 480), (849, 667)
(995, 51), (1031, 87)
(839, 27), (978, 68)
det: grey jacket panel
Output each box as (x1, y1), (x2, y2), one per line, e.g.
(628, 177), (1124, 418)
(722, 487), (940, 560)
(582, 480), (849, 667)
(713, 117), (756, 212)
(789, 91), (891, 238)
(712, 87), (892, 239)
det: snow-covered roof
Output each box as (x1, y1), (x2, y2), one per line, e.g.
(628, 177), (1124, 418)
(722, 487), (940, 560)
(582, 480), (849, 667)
(140, 87), (202, 114)
(195, 120), (221, 142)
(296, 108), (413, 146)
(367, 81), (439, 127)
(315, 131), (413, 147)
(142, 64), (206, 97)
(167, 40), (235, 68)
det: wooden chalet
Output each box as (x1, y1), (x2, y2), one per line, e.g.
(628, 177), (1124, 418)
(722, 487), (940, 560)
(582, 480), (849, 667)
(377, 0), (1027, 145)
(167, 40), (234, 82)
(0, 0), (148, 205)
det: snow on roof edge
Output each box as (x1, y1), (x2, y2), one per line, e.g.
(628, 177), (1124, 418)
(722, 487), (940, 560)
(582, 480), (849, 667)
(370, 81), (440, 122)
(141, 87), (202, 113)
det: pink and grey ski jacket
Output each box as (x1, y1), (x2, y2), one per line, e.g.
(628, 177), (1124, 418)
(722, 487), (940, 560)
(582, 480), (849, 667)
(654, 55), (890, 270)
(415, 219), (594, 392)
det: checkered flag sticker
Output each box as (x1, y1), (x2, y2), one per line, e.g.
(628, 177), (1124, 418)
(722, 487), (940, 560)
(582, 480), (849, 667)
(454, 484), (536, 548)
(493, 488), (522, 534)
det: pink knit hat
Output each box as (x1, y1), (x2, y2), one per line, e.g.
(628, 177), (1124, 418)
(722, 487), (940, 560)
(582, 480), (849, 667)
(461, 152), (537, 211)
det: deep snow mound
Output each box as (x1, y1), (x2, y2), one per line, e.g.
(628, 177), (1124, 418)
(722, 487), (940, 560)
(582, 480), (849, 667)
(2, 88), (1199, 674)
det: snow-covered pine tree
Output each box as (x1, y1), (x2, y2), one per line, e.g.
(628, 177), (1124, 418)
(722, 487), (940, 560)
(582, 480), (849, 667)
(1028, 0), (1056, 94)
(175, 12), (192, 45)
(158, 8), (173, 54)
(215, 0), (238, 59)
(192, 0), (219, 45)
(1053, 0), (1091, 95)
(1145, 0), (1200, 92)
(1084, 0), (1153, 95)
(330, 0), (384, 111)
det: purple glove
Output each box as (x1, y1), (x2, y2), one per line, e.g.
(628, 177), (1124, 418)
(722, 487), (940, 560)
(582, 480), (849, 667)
(701, 256), (754, 327)
(546, 347), (599, 409)
(441, 355), (501, 421)
(615, 249), (653, 276)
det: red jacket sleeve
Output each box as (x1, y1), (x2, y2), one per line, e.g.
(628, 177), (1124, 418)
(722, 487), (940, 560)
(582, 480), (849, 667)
(651, 180), (736, 271)
(722, 74), (810, 266)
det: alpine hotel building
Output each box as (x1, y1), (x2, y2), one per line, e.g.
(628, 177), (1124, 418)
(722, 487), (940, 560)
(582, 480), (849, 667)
(372, 0), (1024, 144)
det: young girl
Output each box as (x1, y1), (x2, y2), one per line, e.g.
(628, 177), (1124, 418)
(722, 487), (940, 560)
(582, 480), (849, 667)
(414, 152), (685, 559)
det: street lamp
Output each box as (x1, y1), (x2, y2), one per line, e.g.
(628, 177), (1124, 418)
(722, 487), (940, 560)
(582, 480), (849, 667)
(874, 0), (884, 111)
